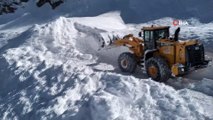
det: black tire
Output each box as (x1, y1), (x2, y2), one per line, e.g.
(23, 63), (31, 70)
(145, 56), (171, 82)
(118, 52), (137, 73)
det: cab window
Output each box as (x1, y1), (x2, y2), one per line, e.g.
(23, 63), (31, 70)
(154, 29), (169, 40)
(144, 31), (154, 42)
(144, 31), (149, 41)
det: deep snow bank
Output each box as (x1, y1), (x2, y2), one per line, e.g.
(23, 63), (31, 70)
(91, 75), (213, 120)
(0, 12), (213, 120)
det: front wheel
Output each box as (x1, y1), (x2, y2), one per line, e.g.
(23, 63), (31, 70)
(145, 57), (171, 82)
(118, 52), (137, 73)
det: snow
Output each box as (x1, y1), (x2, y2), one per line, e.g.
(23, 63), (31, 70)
(91, 76), (213, 120)
(0, 5), (213, 120)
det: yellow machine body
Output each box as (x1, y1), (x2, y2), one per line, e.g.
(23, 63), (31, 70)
(113, 26), (208, 77)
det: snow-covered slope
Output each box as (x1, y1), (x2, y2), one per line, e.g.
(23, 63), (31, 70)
(1, 0), (213, 24)
(0, 10), (213, 120)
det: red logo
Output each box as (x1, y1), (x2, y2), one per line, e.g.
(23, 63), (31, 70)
(173, 20), (179, 26)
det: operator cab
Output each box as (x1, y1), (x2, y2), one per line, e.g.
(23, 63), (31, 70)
(140, 26), (170, 50)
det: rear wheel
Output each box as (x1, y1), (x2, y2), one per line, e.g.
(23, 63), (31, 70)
(145, 56), (171, 82)
(118, 52), (137, 73)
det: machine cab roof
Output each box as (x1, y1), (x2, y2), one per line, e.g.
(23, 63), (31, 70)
(142, 26), (170, 31)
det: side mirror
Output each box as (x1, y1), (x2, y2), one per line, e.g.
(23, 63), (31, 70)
(138, 32), (142, 37)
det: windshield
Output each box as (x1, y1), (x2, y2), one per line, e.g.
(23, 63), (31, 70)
(154, 29), (169, 40)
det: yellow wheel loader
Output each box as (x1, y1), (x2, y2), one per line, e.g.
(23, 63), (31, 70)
(112, 26), (210, 82)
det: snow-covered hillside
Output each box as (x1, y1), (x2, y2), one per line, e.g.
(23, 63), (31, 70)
(1, 0), (213, 24)
(0, 0), (213, 120)
(0, 1), (213, 119)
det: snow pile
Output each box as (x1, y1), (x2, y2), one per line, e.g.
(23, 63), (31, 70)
(91, 75), (213, 120)
(0, 12), (213, 120)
